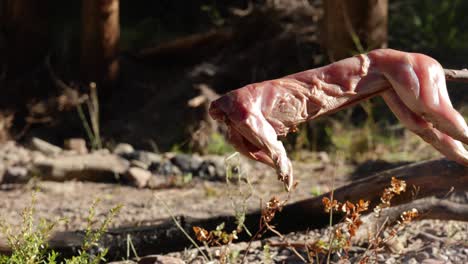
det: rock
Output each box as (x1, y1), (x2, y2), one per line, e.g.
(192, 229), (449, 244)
(113, 143), (135, 155)
(170, 154), (202, 173)
(0, 163), (5, 183)
(421, 259), (445, 264)
(126, 167), (152, 188)
(64, 138), (88, 154)
(377, 255), (386, 262)
(416, 252), (431, 262)
(147, 175), (167, 189)
(107, 261), (136, 264)
(436, 254), (449, 261)
(137, 254), (185, 264)
(384, 256), (396, 264)
(187, 257), (204, 264)
(131, 159), (149, 170)
(317, 151), (330, 163)
(4, 166), (29, 183)
(33, 153), (129, 181)
(385, 236), (405, 253)
(94, 148), (111, 154)
(406, 258), (418, 264)
(135, 151), (163, 167)
(197, 156), (225, 180)
(151, 161), (181, 176)
(31, 137), (62, 156)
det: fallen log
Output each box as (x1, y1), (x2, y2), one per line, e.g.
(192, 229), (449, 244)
(19, 158), (465, 260)
(353, 196), (468, 244)
(33, 152), (130, 182)
(277, 158), (468, 231)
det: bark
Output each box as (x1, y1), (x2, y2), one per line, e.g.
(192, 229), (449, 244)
(353, 196), (468, 244)
(81, 0), (120, 85)
(444, 68), (468, 83)
(322, 0), (388, 61)
(1, 0), (50, 76)
(277, 158), (468, 231)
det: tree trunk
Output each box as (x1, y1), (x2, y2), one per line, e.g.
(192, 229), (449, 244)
(322, 0), (388, 61)
(1, 0), (50, 76)
(81, 0), (120, 85)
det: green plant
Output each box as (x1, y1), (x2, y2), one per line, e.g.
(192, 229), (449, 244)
(65, 199), (122, 264)
(159, 152), (254, 263)
(262, 244), (272, 264)
(77, 82), (102, 150)
(390, 0), (468, 50)
(0, 194), (122, 264)
(205, 132), (235, 155)
(0, 193), (61, 264)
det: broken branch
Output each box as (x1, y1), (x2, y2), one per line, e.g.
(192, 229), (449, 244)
(444, 68), (468, 83)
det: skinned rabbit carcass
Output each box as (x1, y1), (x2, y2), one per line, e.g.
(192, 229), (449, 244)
(209, 49), (468, 191)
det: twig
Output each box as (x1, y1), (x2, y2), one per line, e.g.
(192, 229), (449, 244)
(444, 68), (468, 83)
(155, 195), (210, 262)
(326, 154), (339, 264)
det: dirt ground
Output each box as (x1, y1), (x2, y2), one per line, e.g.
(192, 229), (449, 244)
(0, 150), (467, 263)
(0, 159), (349, 232)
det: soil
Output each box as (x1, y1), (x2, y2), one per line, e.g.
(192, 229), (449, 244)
(0, 158), (349, 232)
(0, 150), (467, 263)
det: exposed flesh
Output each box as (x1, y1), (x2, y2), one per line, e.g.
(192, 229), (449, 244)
(209, 49), (468, 191)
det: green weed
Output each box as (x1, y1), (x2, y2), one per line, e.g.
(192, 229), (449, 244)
(0, 194), (121, 264)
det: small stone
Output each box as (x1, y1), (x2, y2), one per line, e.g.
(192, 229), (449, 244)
(416, 252), (430, 262)
(113, 143), (135, 155)
(31, 137), (62, 155)
(170, 154), (202, 173)
(188, 257), (204, 264)
(436, 254), (449, 261)
(385, 236), (405, 253)
(6, 166), (29, 179)
(0, 163), (5, 183)
(384, 256), (396, 264)
(336, 260), (351, 264)
(107, 261), (136, 264)
(170, 154), (192, 172)
(153, 161), (181, 176)
(377, 255), (386, 262)
(147, 175), (167, 189)
(126, 167), (152, 188)
(94, 148), (110, 154)
(317, 151), (330, 163)
(64, 138), (88, 154)
(198, 156), (225, 180)
(421, 259), (445, 264)
(137, 254), (185, 264)
(406, 258), (418, 264)
(131, 160), (149, 170)
(135, 151), (162, 167)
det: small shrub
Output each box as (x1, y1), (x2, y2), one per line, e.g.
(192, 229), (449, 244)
(0, 194), (122, 264)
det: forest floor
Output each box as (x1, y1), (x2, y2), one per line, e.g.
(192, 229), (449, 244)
(0, 133), (466, 263)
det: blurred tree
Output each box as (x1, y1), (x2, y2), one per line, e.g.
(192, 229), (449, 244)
(81, 0), (120, 85)
(322, 0), (388, 61)
(0, 0), (50, 76)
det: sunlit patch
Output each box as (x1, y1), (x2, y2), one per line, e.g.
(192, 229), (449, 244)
(427, 64), (442, 107)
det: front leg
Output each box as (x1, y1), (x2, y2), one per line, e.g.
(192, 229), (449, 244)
(233, 112), (294, 190)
